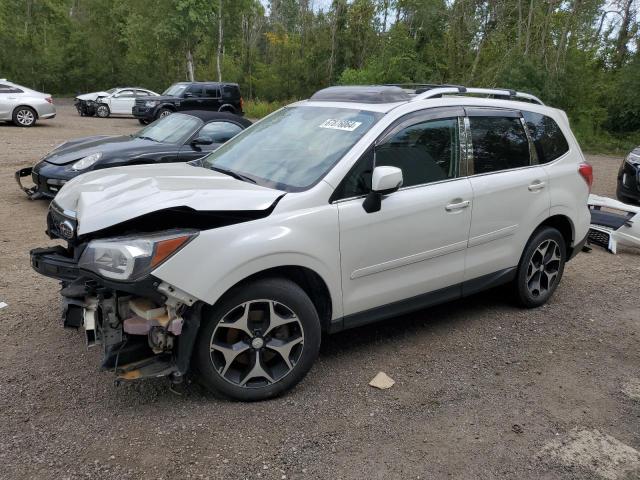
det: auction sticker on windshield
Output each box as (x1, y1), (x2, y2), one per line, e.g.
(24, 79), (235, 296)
(319, 119), (362, 132)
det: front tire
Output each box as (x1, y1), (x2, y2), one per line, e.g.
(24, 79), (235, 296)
(138, 119), (150, 125)
(13, 106), (37, 127)
(515, 227), (566, 308)
(155, 108), (173, 120)
(194, 278), (321, 401)
(95, 104), (110, 118)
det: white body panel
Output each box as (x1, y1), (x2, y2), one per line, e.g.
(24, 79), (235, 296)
(53, 94), (591, 325)
(338, 178), (472, 315)
(464, 166), (550, 281)
(153, 182), (344, 319)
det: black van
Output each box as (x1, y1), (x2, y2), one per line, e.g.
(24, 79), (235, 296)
(133, 82), (244, 124)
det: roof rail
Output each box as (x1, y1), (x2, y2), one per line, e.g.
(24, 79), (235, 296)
(411, 86), (544, 105)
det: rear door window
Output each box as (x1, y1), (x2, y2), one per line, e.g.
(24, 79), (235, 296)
(0, 84), (22, 93)
(468, 114), (531, 174)
(204, 86), (221, 98)
(522, 111), (570, 163)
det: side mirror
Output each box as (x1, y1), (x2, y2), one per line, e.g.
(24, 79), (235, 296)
(191, 136), (214, 146)
(184, 92), (194, 98)
(363, 166), (403, 213)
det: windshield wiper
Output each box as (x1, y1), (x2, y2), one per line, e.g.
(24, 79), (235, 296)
(209, 166), (256, 184)
(137, 135), (158, 142)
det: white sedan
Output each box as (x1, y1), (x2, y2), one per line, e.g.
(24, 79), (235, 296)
(75, 87), (159, 118)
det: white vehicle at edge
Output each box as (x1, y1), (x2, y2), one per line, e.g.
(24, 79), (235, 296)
(31, 85), (592, 401)
(0, 79), (56, 127)
(75, 87), (159, 117)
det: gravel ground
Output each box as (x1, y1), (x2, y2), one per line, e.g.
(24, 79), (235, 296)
(0, 102), (639, 480)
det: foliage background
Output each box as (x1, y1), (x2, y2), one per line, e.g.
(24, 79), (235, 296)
(0, 0), (638, 152)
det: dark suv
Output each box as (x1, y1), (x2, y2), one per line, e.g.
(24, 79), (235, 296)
(133, 82), (243, 124)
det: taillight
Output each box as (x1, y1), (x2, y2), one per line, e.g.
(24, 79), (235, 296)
(579, 162), (593, 192)
(240, 96), (244, 111)
(45, 97), (53, 104)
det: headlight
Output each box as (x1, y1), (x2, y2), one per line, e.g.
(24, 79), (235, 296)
(626, 152), (640, 166)
(71, 152), (102, 171)
(145, 100), (158, 107)
(78, 230), (197, 281)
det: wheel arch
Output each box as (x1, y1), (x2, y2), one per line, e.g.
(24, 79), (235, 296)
(13, 104), (39, 119)
(211, 265), (334, 333)
(534, 214), (575, 255)
(218, 104), (236, 113)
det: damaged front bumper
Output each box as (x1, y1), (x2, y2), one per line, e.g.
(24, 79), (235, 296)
(30, 246), (202, 384)
(15, 165), (68, 199)
(588, 194), (640, 253)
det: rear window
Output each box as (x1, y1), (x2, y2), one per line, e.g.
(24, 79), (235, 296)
(204, 86), (221, 97)
(469, 116), (530, 174)
(522, 111), (570, 164)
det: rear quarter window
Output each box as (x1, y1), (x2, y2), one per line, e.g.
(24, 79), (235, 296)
(522, 111), (569, 163)
(469, 116), (531, 174)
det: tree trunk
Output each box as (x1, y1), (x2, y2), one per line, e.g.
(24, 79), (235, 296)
(186, 48), (195, 82)
(216, 0), (223, 82)
(613, 0), (634, 68)
(523, 0), (534, 55)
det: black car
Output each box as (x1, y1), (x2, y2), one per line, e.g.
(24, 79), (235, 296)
(617, 147), (640, 204)
(15, 111), (251, 199)
(132, 82), (244, 125)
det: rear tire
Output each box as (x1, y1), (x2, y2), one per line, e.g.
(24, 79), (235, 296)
(514, 227), (566, 308)
(12, 106), (37, 127)
(138, 119), (150, 125)
(194, 277), (321, 401)
(96, 104), (110, 118)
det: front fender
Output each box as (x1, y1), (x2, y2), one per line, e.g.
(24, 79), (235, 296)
(152, 204), (343, 319)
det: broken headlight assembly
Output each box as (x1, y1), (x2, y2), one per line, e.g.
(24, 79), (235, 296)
(78, 230), (197, 281)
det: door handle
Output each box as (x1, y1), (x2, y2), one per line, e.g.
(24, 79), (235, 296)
(445, 200), (470, 212)
(528, 181), (546, 192)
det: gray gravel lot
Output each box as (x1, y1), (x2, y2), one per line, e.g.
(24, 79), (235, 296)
(0, 102), (639, 479)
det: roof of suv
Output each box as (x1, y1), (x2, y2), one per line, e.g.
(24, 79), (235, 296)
(175, 81), (239, 87)
(299, 84), (548, 115)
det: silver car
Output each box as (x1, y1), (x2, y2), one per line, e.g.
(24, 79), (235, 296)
(0, 79), (56, 127)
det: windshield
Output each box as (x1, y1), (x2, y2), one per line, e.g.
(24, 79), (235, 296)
(106, 88), (117, 94)
(200, 106), (382, 191)
(162, 84), (188, 96)
(134, 113), (202, 144)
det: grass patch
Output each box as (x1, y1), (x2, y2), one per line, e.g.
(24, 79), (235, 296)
(243, 99), (295, 119)
(573, 125), (638, 156)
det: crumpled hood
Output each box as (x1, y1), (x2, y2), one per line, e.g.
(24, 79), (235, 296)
(54, 163), (284, 235)
(76, 91), (110, 101)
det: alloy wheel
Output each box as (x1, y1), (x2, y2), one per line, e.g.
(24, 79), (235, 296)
(159, 110), (171, 118)
(526, 239), (561, 298)
(209, 299), (305, 388)
(16, 109), (35, 126)
(96, 105), (109, 118)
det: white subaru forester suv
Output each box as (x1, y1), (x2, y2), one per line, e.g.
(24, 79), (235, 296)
(31, 85), (592, 401)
